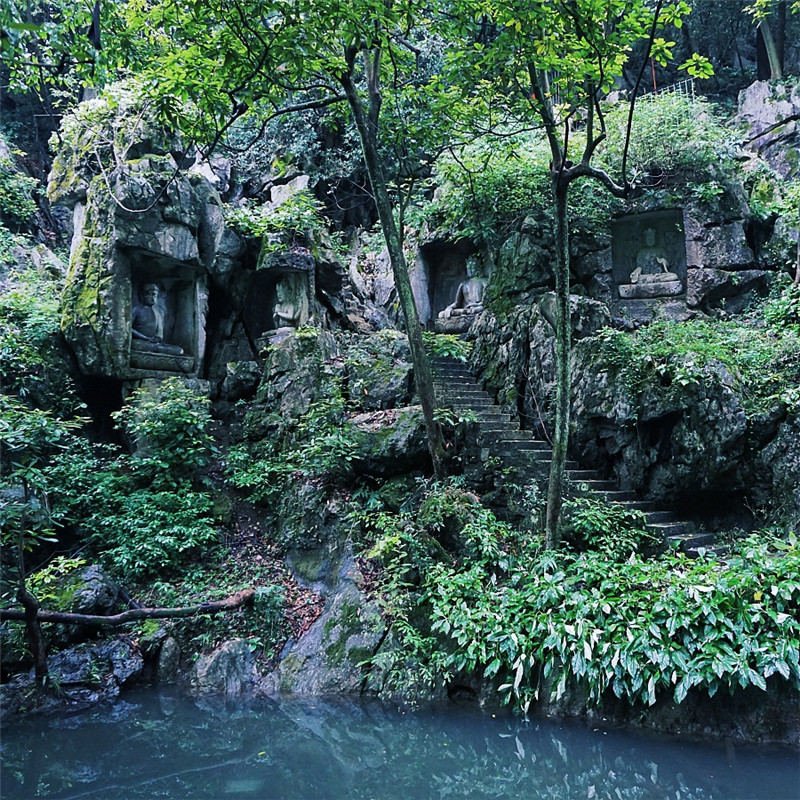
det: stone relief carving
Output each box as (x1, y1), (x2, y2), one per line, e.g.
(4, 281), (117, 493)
(618, 225), (685, 300)
(434, 256), (487, 333)
(130, 283), (185, 355)
(272, 273), (310, 330)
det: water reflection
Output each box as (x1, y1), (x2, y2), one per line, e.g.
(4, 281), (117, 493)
(1, 691), (798, 799)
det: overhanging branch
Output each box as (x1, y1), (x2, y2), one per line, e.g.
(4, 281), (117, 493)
(0, 588), (255, 627)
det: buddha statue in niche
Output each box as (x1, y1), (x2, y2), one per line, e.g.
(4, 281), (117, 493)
(130, 283), (185, 355)
(438, 257), (487, 321)
(272, 273), (310, 330)
(630, 228), (680, 285)
(619, 227), (683, 299)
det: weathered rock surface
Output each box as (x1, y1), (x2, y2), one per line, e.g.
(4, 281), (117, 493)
(189, 639), (256, 697)
(262, 549), (386, 696)
(471, 293), (799, 525)
(736, 80), (800, 180)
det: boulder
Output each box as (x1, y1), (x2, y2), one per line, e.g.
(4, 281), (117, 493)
(262, 549), (386, 696)
(686, 267), (768, 313)
(157, 636), (182, 684)
(685, 218), (756, 272)
(351, 406), (429, 477)
(256, 329), (340, 418)
(736, 81), (800, 180)
(48, 637), (143, 695)
(344, 330), (413, 410)
(759, 417), (800, 529)
(189, 639), (255, 697)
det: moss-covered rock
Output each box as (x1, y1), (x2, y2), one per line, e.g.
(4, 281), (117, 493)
(262, 549), (386, 696)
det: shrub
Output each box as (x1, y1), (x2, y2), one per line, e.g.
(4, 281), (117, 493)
(0, 264), (81, 415)
(424, 533), (800, 713)
(601, 92), (737, 184)
(0, 154), (37, 228)
(113, 378), (215, 489)
(585, 316), (800, 417)
(763, 276), (800, 334)
(228, 379), (360, 504)
(223, 190), (324, 256)
(561, 496), (661, 559)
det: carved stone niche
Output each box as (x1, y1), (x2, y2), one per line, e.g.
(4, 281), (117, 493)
(246, 262), (313, 351)
(414, 240), (483, 334)
(612, 210), (687, 300)
(126, 252), (206, 376)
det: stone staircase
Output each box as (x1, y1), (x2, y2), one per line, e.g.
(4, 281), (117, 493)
(432, 356), (718, 556)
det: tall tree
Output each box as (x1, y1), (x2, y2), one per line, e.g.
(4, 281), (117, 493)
(4, 0), (449, 476)
(116, 0), (448, 476)
(445, 0), (710, 547)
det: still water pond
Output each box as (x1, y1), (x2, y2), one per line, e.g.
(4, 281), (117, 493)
(2, 690), (798, 799)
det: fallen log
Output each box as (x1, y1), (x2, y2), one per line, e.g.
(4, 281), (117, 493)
(0, 588), (255, 627)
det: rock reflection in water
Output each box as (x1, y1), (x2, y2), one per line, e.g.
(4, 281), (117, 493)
(1, 691), (798, 799)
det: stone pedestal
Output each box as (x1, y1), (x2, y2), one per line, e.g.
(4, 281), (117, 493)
(434, 312), (479, 334)
(618, 279), (684, 299)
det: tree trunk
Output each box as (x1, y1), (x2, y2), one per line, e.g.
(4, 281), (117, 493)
(545, 177), (571, 549)
(15, 517), (49, 686)
(340, 71), (446, 478)
(17, 583), (49, 685)
(757, 18), (783, 81)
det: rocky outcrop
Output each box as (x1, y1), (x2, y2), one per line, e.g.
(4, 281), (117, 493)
(189, 639), (256, 697)
(261, 549), (386, 696)
(470, 294), (611, 429)
(736, 80), (800, 180)
(472, 293), (799, 527)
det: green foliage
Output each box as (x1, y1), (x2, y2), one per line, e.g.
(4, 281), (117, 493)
(0, 263), (81, 414)
(601, 92), (737, 185)
(86, 489), (218, 580)
(42, 382), (219, 581)
(423, 532), (800, 713)
(113, 378), (215, 490)
(422, 332), (473, 362)
(228, 380), (360, 505)
(0, 555), (89, 659)
(422, 136), (551, 245)
(0, 153), (37, 228)
(561, 497), (661, 560)
(353, 479), (539, 695)
(586, 316), (800, 417)
(357, 482), (800, 714)
(746, 159), (800, 222)
(222, 190), (324, 256)
(763, 277), (800, 334)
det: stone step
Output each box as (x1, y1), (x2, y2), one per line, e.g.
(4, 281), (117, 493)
(441, 395), (495, 407)
(613, 499), (659, 513)
(566, 469), (603, 481)
(571, 479), (619, 493)
(436, 356), (704, 548)
(497, 440), (552, 452)
(473, 416), (518, 430)
(641, 510), (678, 524)
(433, 368), (474, 377)
(479, 428), (527, 439)
(433, 372), (480, 386)
(667, 531), (716, 551)
(594, 489), (638, 502)
(652, 521), (697, 538)
(438, 386), (492, 396)
(500, 457), (581, 472)
(437, 382), (489, 390)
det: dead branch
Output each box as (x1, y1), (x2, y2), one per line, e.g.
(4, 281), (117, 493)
(0, 588), (254, 627)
